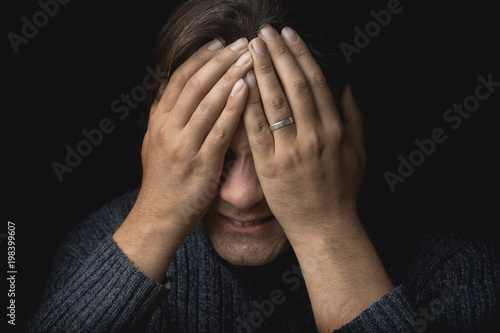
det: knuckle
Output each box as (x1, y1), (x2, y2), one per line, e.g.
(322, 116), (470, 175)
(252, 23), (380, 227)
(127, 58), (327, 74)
(305, 132), (324, 153)
(197, 97), (213, 116)
(247, 94), (262, 106)
(213, 50), (228, 66)
(324, 116), (343, 133)
(211, 125), (227, 141)
(169, 70), (187, 87)
(286, 144), (301, 157)
(245, 85), (262, 105)
(169, 143), (184, 159)
(245, 120), (273, 151)
(272, 43), (290, 58)
(222, 102), (237, 118)
(283, 146), (302, 165)
(184, 75), (202, 94)
(157, 122), (172, 142)
(329, 123), (345, 142)
(269, 94), (288, 111)
(217, 74), (231, 94)
(204, 126), (228, 152)
(222, 69), (234, 84)
(248, 119), (268, 136)
(311, 72), (329, 89)
(294, 46), (310, 61)
(258, 61), (276, 76)
(191, 50), (203, 64)
(290, 75), (310, 93)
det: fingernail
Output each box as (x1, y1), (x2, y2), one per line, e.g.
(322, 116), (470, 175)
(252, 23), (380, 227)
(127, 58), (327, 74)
(207, 38), (224, 51)
(281, 27), (298, 43)
(260, 25), (277, 40)
(251, 38), (267, 55)
(230, 38), (248, 51)
(235, 51), (251, 66)
(231, 78), (245, 96)
(244, 70), (256, 88)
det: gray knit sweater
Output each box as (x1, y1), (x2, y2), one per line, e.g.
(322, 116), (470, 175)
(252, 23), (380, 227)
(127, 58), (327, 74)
(29, 189), (499, 332)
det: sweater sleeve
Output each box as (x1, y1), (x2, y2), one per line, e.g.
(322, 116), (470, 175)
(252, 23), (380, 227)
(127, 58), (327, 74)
(334, 286), (421, 332)
(334, 221), (500, 333)
(28, 191), (169, 333)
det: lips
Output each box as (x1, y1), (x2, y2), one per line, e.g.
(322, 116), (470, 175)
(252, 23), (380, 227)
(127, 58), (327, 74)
(226, 215), (274, 226)
(228, 218), (258, 226)
(217, 213), (275, 231)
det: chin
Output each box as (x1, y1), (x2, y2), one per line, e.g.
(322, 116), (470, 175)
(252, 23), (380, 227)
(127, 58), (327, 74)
(212, 233), (290, 266)
(202, 215), (290, 266)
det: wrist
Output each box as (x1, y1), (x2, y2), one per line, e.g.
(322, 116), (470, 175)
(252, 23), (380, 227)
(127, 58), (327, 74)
(113, 205), (187, 282)
(285, 213), (393, 331)
(134, 186), (208, 236)
(284, 210), (363, 249)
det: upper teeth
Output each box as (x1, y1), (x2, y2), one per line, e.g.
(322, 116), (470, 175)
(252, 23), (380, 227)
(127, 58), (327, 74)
(229, 219), (257, 226)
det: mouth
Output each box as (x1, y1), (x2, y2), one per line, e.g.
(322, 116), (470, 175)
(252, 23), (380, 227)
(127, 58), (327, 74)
(217, 213), (276, 233)
(226, 215), (275, 227)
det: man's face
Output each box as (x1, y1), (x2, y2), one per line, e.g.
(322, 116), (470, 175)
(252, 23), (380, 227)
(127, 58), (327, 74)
(202, 121), (290, 266)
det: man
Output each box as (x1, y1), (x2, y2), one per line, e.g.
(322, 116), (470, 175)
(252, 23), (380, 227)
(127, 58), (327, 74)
(30, 0), (498, 332)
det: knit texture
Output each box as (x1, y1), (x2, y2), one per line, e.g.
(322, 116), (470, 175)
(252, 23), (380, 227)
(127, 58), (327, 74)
(29, 189), (499, 332)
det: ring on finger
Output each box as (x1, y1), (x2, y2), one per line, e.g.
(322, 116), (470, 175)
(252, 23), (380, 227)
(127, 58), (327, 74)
(269, 117), (295, 132)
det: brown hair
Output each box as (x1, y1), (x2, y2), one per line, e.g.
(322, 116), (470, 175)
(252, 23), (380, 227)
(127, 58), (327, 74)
(150, 0), (347, 102)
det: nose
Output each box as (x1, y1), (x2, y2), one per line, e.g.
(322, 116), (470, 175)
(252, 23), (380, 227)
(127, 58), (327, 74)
(219, 151), (264, 211)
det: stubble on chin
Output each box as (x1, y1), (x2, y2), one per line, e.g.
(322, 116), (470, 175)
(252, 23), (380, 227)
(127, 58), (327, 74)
(202, 212), (290, 266)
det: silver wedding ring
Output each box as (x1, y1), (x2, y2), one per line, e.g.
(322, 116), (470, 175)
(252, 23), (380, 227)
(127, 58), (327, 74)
(269, 117), (295, 132)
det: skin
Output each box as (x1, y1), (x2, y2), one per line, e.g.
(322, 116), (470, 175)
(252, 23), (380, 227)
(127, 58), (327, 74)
(113, 26), (393, 332)
(202, 120), (290, 266)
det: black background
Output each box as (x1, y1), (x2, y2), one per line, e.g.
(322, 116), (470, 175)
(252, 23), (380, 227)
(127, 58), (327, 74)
(4, 0), (499, 330)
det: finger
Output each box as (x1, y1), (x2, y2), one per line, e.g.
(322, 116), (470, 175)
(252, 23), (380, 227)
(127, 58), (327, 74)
(280, 27), (340, 125)
(201, 78), (249, 160)
(258, 25), (319, 132)
(171, 38), (250, 127)
(188, 50), (253, 145)
(152, 38), (225, 116)
(341, 85), (365, 159)
(248, 37), (296, 139)
(242, 70), (275, 158)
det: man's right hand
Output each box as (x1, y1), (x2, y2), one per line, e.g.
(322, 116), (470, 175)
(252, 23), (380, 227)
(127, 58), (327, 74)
(113, 38), (253, 282)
